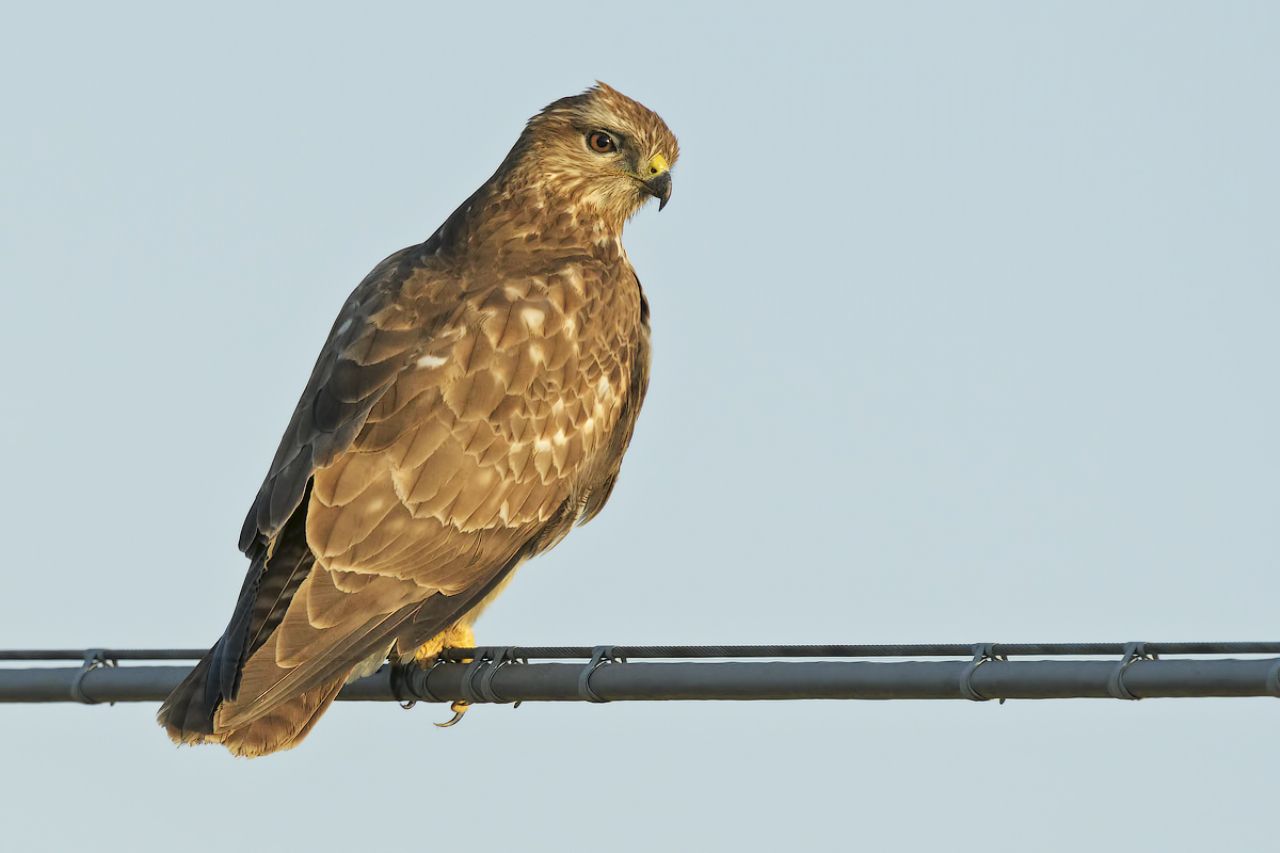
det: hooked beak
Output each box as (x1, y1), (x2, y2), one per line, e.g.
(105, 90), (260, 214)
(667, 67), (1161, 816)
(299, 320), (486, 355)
(642, 153), (673, 210)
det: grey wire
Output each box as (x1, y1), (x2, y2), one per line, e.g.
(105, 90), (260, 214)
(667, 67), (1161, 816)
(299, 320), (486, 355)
(6, 641), (1280, 664)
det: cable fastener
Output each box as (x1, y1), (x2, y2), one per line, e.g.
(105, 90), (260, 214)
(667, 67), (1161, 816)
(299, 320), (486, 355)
(70, 648), (116, 705)
(1266, 658), (1280, 698)
(958, 643), (1006, 703)
(395, 655), (451, 709)
(578, 645), (625, 703)
(1108, 641), (1156, 700)
(462, 647), (524, 705)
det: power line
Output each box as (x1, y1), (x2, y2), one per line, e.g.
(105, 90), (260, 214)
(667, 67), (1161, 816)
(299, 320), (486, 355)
(0, 649), (206, 662)
(7, 641), (1280, 663)
(3, 643), (1280, 705)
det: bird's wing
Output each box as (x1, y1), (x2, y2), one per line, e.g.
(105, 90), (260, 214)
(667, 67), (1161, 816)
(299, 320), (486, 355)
(236, 245), (453, 558)
(216, 250), (645, 727)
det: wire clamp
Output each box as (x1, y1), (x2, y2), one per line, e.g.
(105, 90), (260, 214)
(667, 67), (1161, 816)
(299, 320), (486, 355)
(1108, 641), (1155, 700)
(959, 643), (1005, 702)
(1266, 658), (1280, 698)
(578, 645), (625, 703)
(481, 647), (525, 706)
(395, 655), (452, 709)
(70, 648), (116, 705)
(461, 647), (524, 705)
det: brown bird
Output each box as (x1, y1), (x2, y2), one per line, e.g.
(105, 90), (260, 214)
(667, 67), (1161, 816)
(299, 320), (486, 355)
(158, 82), (678, 757)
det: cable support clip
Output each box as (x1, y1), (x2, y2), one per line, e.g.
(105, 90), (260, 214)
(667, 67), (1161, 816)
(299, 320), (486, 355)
(958, 643), (1007, 703)
(395, 655), (449, 709)
(1108, 641), (1156, 700)
(1265, 657), (1280, 698)
(70, 648), (117, 705)
(461, 647), (525, 706)
(578, 645), (626, 703)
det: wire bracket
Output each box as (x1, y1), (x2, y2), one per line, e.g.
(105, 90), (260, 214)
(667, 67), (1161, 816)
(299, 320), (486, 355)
(958, 643), (1006, 702)
(461, 647), (524, 705)
(69, 648), (116, 705)
(395, 656), (451, 709)
(1108, 641), (1155, 700)
(481, 647), (525, 706)
(1266, 658), (1280, 698)
(578, 645), (624, 703)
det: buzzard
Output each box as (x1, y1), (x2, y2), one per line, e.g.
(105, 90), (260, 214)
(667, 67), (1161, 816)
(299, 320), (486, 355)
(158, 83), (677, 757)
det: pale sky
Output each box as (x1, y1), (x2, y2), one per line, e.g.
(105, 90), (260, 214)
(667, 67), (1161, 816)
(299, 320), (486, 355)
(2, 2), (1277, 850)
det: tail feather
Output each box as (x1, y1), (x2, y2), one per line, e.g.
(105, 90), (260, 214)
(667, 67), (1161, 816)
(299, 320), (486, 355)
(157, 650), (220, 743)
(216, 677), (346, 757)
(158, 655), (347, 757)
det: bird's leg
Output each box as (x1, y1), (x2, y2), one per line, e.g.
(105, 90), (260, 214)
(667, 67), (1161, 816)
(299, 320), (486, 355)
(413, 624), (475, 727)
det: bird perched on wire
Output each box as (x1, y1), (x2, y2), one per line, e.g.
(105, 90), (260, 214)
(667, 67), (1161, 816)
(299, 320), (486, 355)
(157, 82), (677, 757)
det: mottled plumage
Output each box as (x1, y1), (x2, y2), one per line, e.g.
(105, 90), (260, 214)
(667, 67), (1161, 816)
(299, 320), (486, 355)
(158, 83), (677, 756)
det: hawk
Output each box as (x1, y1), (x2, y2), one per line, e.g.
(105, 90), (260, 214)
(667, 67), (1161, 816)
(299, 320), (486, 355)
(158, 83), (677, 757)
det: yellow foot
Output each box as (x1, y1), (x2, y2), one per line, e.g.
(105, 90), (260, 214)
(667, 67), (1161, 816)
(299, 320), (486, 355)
(435, 700), (469, 728)
(409, 624), (476, 727)
(413, 623), (476, 664)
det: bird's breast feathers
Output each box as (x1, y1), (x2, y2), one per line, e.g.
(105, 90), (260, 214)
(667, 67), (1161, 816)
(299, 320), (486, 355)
(304, 254), (648, 586)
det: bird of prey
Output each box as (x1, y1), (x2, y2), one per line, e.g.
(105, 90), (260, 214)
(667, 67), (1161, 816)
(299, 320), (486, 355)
(158, 82), (677, 757)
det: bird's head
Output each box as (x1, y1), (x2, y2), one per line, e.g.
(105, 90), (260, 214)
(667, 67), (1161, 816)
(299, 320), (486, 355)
(509, 82), (679, 230)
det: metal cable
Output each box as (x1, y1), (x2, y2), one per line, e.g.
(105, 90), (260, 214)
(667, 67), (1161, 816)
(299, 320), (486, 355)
(0, 649), (208, 661)
(436, 641), (1280, 661)
(7, 642), (1280, 664)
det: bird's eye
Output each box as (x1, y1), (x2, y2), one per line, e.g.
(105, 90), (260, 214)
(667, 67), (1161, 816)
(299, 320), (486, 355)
(587, 131), (616, 153)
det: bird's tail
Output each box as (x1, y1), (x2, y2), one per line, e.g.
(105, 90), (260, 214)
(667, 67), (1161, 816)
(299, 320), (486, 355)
(158, 653), (346, 758)
(157, 648), (219, 743)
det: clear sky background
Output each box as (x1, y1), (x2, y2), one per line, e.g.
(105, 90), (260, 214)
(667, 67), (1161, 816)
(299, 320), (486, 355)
(2, 2), (1277, 850)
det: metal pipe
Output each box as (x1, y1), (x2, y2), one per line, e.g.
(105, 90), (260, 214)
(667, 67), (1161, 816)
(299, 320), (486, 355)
(0, 666), (193, 703)
(397, 658), (1280, 703)
(3, 657), (1278, 705)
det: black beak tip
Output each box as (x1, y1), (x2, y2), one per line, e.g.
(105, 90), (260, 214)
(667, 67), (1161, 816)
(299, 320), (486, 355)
(645, 172), (672, 211)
